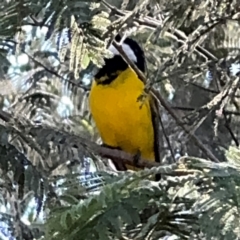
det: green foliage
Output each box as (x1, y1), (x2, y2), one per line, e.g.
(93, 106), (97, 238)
(44, 149), (240, 240)
(45, 165), (198, 240)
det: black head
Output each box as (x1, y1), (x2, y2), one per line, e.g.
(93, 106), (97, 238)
(114, 34), (145, 73)
(95, 35), (145, 84)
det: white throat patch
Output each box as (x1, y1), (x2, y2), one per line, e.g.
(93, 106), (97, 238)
(108, 42), (137, 63)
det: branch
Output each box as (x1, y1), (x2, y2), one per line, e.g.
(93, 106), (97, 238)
(0, 109), (156, 169)
(0, 109), (195, 176)
(112, 41), (220, 163)
(59, 134), (196, 176)
(171, 106), (240, 116)
(0, 109), (12, 122)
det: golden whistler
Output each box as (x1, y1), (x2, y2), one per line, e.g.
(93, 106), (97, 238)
(89, 35), (160, 176)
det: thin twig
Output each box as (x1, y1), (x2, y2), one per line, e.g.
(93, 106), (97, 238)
(112, 41), (220, 163)
(158, 110), (175, 163)
(171, 106), (240, 116)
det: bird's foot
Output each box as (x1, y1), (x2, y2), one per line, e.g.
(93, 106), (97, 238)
(101, 143), (126, 171)
(133, 150), (141, 167)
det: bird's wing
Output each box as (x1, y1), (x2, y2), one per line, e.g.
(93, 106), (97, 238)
(150, 93), (162, 181)
(150, 93), (161, 164)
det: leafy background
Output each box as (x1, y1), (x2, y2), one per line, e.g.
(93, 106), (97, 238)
(0, 0), (240, 239)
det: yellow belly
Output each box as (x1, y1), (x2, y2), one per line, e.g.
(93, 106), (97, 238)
(89, 68), (155, 169)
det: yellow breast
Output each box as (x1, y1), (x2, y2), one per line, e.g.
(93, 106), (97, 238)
(89, 68), (155, 168)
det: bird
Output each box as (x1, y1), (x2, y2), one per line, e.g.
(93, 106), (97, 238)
(89, 34), (160, 175)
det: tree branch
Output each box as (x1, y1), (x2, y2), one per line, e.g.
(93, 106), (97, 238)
(112, 41), (220, 163)
(0, 109), (196, 176)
